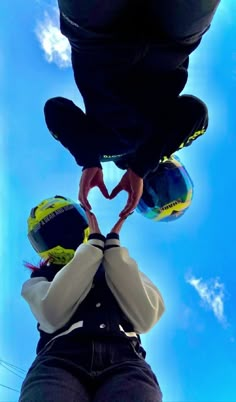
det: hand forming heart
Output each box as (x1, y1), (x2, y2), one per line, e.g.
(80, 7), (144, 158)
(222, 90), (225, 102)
(78, 167), (143, 233)
(85, 210), (127, 235)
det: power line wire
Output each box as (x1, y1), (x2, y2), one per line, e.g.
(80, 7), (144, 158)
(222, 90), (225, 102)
(0, 358), (26, 373)
(0, 383), (20, 393)
(0, 363), (25, 379)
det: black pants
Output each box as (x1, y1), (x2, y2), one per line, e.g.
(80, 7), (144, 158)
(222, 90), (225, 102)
(57, 0), (220, 127)
(19, 337), (162, 402)
(44, 1), (217, 174)
(44, 94), (208, 171)
(58, 0), (220, 43)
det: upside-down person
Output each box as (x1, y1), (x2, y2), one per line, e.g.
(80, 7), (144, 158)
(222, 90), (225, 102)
(44, 0), (219, 217)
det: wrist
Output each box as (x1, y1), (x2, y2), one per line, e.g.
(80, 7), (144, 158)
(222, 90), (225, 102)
(105, 233), (120, 250)
(89, 233), (105, 241)
(87, 233), (105, 252)
(106, 233), (120, 240)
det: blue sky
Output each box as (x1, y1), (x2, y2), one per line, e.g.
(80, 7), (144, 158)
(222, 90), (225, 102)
(1, 1), (236, 401)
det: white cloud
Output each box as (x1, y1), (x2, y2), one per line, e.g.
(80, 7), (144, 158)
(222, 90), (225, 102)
(186, 274), (227, 326)
(36, 9), (71, 68)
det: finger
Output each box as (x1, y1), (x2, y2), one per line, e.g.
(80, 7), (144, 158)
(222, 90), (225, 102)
(89, 215), (96, 233)
(85, 211), (96, 233)
(85, 210), (93, 228)
(120, 210), (132, 219)
(115, 217), (127, 233)
(111, 217), (126, 234)
(120, 204), (136, 218)
(78, 185), (91, 209)
(109, 184), (123, 199)
(86, 211), (101, 234)
(119, 190), (142, 217)
(78, 188), (91, 210)
(90, 213), (100, 233)
(119, 192), (134, 218)
(98, 182), (110, 199)
(79, 173), (92, 210)
(120, 205), (136, 218)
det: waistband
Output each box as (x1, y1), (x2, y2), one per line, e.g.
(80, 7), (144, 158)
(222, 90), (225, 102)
(47, 320), (138, 345)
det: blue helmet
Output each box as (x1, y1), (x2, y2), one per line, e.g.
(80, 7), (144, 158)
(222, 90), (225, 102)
(136, 155), (194, 222)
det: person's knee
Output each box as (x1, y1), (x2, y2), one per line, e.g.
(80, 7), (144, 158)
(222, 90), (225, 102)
(44, 97), (72, 117)
(44, 98), (58, 133)
(178, 94), (208, 123)
(44, 97), (74, 134)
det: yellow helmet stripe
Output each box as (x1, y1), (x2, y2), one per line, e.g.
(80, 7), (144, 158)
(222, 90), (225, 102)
(28, 198), (74, 231)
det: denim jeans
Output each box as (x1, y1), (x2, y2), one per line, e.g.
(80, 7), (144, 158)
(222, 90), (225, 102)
(19, 337), (162, 402)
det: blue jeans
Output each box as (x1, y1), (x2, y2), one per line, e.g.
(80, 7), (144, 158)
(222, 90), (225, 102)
(19, 337), (162, 402)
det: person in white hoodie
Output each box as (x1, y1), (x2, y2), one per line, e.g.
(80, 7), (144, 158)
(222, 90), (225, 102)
(19, 195), (165, 402)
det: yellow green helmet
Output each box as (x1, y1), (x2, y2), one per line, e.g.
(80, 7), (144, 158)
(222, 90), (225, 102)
(27, 195), (89, 265)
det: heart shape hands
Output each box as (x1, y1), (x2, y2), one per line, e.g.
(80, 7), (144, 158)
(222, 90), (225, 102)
(78, 167), (143, 232)
(85, 210), (127, 235)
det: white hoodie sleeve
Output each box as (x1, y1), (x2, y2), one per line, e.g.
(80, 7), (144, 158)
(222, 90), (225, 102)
(21, 239), (104, 333)
(103, 238), (165, 334)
